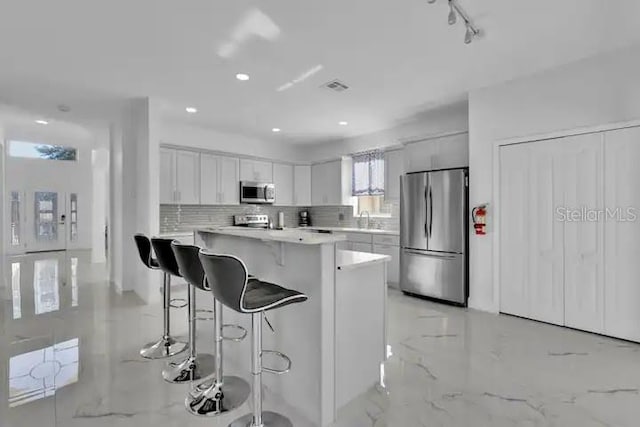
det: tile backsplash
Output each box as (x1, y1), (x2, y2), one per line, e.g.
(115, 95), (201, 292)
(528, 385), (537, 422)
(160, 202), (400, 233)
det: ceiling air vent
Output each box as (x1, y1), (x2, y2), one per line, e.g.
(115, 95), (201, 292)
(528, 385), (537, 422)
(322, 79), (350, 92)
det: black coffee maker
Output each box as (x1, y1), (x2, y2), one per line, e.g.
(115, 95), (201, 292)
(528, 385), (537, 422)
(298, 210), (311, 227)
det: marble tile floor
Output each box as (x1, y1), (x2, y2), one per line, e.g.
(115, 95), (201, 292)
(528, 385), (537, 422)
(1, 252), (640, 427)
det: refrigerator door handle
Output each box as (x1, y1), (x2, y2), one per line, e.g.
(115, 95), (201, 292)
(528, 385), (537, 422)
(424, 186), (429, 237)
(403, 249), (458, 260)
(428, 185), (433, 237)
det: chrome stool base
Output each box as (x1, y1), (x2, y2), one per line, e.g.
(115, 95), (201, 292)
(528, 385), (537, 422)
(185, 375), (250, 417)
(228, 411), (293, 427)
(140, 336), (188, 359)
(162, 353), (216, 383)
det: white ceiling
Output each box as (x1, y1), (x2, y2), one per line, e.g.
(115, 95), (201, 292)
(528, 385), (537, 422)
(0, 0), (639, 145)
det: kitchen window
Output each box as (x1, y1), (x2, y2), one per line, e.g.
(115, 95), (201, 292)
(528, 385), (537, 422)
(351, 150), (391, 217)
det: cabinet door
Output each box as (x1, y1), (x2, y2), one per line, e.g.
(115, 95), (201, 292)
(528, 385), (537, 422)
(219, 156), (239, 205)
(159, 148), (176, 204)
(563, 134), (605, 333)
(175, 150), (200, 204)
(200, 153), (219, 204)
(294, 165), (311, 206)
(384, 150), (404, 202)
(604, 127), (640, 342)
(326, 160), (342, 205)
(273, 163), (294, 205)
(311, 163), (326, 205)
(373, 244), (400, 286)
(240, 159), (273, 182)
(351, 242), (373, 253)
(527, 140), (565, 325)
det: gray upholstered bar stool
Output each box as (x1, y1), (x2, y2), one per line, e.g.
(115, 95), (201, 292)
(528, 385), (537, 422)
(151, 238), (215, 383)
(135, 234), (188, 359)
(199, 250), (308, 427)
(172, 242), (250, 417)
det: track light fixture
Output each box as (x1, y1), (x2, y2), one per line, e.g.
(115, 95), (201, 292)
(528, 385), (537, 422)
(428, 0), (480, 44)
(448, 1), (457, 25)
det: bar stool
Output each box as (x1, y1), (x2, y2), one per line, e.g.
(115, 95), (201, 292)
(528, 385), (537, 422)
(199, 250), (308, 427)
(171, 242), (250, 412)
(151, 238), (216, 383)
(135, 234), (188, 359)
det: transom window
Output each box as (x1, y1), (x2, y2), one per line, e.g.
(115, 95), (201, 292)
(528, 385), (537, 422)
(9, 141), (77, 161)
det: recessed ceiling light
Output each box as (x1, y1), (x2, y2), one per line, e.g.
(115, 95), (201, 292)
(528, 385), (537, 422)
(236, 73), (250, 81)
(272, 128), (281, 132)
(185, 107), (198, 113)
(35, 120), (49, 125)
(339, 121), (348, 126)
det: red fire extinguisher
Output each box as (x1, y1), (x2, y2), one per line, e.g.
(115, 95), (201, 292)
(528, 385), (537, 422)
(472, 205), (487, 235)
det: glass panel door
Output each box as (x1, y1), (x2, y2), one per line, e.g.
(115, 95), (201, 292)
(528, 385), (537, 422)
(26, 191), (67, 252)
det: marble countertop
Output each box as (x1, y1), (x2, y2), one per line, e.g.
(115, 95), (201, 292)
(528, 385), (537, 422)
(306, 226), (400, 236)
(197, 226), (347, 245)
(158, 231), (194, 238)
(337, 249), (391, 270)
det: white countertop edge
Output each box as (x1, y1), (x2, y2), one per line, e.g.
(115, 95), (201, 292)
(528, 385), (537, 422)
(157, 231), (195, 238)
(337, 250), (391, 270)
(306, 226), (400, 236)
(197, 227), (347, 245)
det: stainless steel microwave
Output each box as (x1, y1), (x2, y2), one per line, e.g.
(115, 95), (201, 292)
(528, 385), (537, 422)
(240, 181), (275, 204)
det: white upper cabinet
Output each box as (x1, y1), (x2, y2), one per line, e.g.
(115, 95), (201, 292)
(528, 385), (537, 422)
(384, 149), (404, 202)
(175, 150), (201, 204)
(160, 147), (177, 204)
(240, 159), (273, 182)
(218, 156), (240, 205)
(562, 133), (604, 334)
(604, 127), (640, 342)
(293, 165), (311, 206)
(404, 133), (468, 173)
(200, 154), (239, 205)
(160, 148), (199, 204)
(312, 160), (342, 205)
(200, 153), (219, 204)
(273, 163), (294, 206)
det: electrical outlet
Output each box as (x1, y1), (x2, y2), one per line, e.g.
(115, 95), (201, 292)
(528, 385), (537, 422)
(338, 213), (345, 221)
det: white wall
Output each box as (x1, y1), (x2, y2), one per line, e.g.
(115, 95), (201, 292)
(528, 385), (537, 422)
(468, 43), (640, 312)
(160, 120), (307, 163)
(302, 101), (469, 162)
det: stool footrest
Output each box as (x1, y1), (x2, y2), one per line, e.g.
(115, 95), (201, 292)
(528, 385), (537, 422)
(169, 298), (187, 308)
(222, 324), (248, 342)
(261, 350), (291, 375)
(195, 309), (214, 321)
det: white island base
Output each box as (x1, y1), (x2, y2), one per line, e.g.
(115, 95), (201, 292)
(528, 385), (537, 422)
(196, 228), (388, 427)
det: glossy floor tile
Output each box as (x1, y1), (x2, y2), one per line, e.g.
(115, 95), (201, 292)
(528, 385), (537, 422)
(2, 252), (639, 426)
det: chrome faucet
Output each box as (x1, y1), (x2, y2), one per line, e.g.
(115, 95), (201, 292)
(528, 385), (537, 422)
(359, 210), (370, 229)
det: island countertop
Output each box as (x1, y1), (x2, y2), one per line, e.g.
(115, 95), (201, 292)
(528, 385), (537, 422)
(197, 226), (347, 245)
(337, 249), (391, 270)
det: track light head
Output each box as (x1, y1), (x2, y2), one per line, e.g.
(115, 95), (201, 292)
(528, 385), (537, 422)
(464, 23), (477, 44)
(448, 1), (457, 25)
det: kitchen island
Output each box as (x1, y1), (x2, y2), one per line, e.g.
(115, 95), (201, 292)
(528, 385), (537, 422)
(196, 227), (389, 427)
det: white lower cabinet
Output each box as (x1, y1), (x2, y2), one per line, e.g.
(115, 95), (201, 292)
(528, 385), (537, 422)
(373, 244), (400, 286)
(351, 242), (373, 253)
(500, 128), (640, 342)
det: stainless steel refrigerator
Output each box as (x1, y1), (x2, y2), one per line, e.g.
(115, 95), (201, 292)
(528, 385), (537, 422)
(400, 168), (468, 305)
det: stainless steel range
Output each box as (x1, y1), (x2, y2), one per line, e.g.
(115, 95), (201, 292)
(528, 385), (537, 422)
(233, 214), (269, 228)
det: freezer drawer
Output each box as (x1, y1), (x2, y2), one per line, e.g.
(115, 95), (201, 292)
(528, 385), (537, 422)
(400, 249), (466, 304)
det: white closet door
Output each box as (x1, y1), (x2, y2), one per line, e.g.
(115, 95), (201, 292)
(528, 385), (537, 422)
(527, 140), (565, 325)
(499, 144), (531, 318)
(200, 153), (219, 204)
(563, 134), (605, 333)
(604, 127), (640, 342)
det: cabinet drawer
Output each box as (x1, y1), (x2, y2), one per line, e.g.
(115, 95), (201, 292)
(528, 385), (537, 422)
(373, 234), (399, 246)
(343, 232), (373, 243)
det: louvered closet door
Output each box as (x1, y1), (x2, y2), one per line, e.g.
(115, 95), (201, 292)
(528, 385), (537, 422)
(604, 127), (640, 342)
(527, 140), (565, 325)
(499, 144), (531, 318)
(562, 133), (605, 333)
